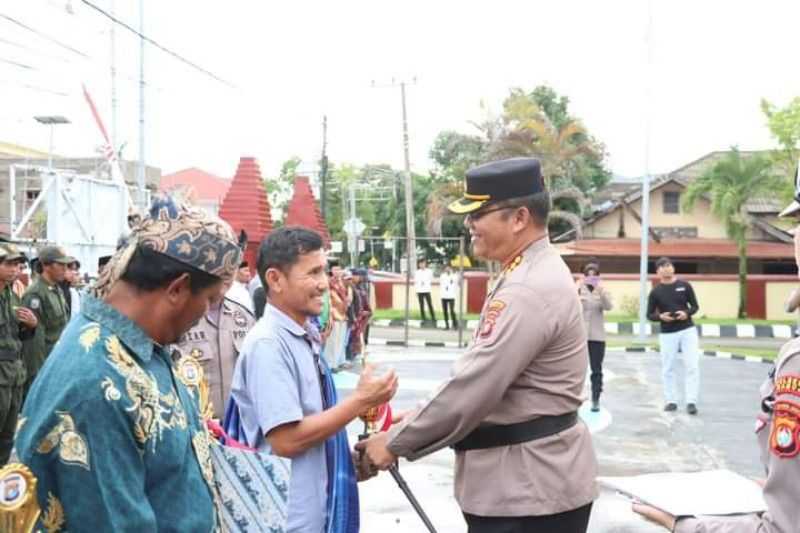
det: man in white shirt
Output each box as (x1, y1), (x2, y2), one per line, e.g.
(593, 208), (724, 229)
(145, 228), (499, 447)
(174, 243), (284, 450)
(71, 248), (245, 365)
(439, 264), (459, 330)
(226, 260), (255, 313)
(414, 259), (436, 326)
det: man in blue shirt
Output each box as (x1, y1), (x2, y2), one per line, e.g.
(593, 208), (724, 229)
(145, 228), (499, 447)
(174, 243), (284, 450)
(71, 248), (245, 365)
(230, 227), (398, 533)
(14, 198), (243, 532)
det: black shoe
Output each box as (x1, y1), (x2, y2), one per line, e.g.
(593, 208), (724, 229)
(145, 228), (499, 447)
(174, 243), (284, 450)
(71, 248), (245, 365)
(591, 400), (600, 413)
(687, 403), (698, 415)
(664, 402), (678, 412)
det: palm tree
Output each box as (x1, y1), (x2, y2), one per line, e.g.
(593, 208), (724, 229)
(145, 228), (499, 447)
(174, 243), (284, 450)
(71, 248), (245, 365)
(682, 147), (782, 318)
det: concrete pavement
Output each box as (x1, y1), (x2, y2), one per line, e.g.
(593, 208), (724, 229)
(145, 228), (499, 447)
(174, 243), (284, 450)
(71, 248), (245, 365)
(368, 325), (786, 351)
(336, 345), (769, 532)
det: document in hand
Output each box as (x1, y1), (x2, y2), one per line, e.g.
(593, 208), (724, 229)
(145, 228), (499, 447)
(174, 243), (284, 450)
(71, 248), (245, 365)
(598, 469), (766, 517)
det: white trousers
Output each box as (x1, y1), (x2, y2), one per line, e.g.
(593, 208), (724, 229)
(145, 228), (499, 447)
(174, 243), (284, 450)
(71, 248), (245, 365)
(658, 326), (700, 404)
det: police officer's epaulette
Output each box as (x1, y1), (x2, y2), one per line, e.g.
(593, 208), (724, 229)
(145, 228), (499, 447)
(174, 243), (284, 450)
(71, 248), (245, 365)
(222, 297), (255, 319)
(503, 254), (523, 276)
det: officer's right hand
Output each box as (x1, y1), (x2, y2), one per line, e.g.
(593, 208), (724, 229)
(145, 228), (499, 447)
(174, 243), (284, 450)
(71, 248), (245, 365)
(659, 312), (674, 322)
(355, 364), (398, 408)
(16, 307), (38, 328)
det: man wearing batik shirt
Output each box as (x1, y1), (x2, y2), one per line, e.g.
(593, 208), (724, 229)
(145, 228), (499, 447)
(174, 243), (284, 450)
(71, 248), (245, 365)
(14, 197), (242, 532)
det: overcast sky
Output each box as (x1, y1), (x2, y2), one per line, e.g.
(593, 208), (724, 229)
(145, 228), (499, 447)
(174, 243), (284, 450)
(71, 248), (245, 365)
(3, 0), (800, 182)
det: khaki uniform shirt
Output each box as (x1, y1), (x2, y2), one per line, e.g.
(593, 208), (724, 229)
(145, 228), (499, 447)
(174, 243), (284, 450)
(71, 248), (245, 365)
(173, 298), (255, 419)
(578, 284), (613, 342)
(674, 338), (800, 533)
(387, 238), (598, 517)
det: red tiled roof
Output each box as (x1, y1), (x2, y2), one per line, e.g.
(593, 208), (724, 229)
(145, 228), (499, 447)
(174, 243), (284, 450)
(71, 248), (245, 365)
(218, 157), (274, 270)
(284, 176), (331, 247)
(160, 168), (231, 202)
(556, 239), (793, 260)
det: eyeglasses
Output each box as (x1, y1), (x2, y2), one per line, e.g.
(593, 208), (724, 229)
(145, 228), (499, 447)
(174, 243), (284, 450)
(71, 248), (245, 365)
(466, 204), (515, 222)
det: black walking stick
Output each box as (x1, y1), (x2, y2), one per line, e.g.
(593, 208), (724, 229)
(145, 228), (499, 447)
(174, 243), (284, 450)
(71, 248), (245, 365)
(359, 405), (439, 533)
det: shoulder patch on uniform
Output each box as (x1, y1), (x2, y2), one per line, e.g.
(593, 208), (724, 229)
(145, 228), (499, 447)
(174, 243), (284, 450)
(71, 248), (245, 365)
(774, 374), (800, 399)
(232, 310), (248, 327)
(769, 400), (800, 458)
(479, 299), (507, 339)
(29, 297), (40, 310)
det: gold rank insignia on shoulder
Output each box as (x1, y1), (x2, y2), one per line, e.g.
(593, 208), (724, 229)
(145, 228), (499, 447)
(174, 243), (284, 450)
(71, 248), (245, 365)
(0, 464), (40, 533)
(503, 254), (523, 275)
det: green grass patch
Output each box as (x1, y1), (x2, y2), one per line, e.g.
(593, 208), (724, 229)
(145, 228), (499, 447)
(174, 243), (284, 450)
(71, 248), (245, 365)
(609, 342), (778, 361)
(605, 315), (793, 326)
(373, 309), (481, 321)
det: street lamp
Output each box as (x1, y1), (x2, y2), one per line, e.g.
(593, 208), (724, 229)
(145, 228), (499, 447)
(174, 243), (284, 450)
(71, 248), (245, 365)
(34, 115), (70, 171)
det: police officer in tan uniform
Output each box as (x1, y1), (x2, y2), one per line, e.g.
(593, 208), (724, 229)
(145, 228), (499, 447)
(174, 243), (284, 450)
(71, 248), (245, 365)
(634, 168), (800, 532)
(173, 282), (255, 420)
(357, 157), (598, 533)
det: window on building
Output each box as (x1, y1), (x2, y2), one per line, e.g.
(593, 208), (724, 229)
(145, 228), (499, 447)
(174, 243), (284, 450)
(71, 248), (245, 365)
(26, 191), (39, 201)
(663, 191), (680, 214)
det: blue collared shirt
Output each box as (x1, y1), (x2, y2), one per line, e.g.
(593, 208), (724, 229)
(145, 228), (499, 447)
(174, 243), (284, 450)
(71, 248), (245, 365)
(14, 295), (216, 532)
(231, 303), (328, 533)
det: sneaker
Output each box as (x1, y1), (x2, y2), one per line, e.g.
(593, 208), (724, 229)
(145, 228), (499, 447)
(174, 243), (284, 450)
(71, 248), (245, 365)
(664, 402), (678, 412)
(591, 400), (600, 413)
(687, 403), (698, 415)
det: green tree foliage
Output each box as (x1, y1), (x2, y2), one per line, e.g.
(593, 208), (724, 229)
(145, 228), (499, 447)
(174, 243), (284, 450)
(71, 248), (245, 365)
(426, 85), (611, 242)
(429, 130), (487, 182)
(265, 156), (301, 226)
(682, 147), (781, 318)
(761, 97), (800, 200)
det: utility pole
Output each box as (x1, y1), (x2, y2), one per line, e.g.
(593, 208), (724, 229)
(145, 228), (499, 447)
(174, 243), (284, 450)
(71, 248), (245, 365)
(349, 185), (357, 267)
(320, 115), (328, 221)
(372, 78), (417, 276)
(110, 0), (118, 153)
(637, 0), (654, 342)
(137, 0), (146, 208)
(400, 81), (417, 276)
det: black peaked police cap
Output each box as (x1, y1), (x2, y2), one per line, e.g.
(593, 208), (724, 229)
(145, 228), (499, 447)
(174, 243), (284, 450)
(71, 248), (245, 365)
(448, 157), (545, 214)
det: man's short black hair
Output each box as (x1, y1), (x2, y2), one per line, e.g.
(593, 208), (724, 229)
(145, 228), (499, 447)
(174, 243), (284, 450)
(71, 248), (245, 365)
(656, 257), (673, 269)
(239, 260), (249, 269)
(120, 246), (220, 294)
(257, 227), (324, 295)
(497, 191), (551, 227)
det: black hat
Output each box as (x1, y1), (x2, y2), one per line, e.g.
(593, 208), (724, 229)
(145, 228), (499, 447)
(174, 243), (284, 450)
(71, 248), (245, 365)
(448, 157), (545, 214)
(779, 164), (800, 217)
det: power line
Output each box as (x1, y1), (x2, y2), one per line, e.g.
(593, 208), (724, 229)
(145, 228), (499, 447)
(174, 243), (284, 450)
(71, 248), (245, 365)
(79, 0), (238, 89)
(0, 57), (36, 70)
(0, 36), (74, 64)
(0, 13), (90, 59)
(0, 79), (69, 97)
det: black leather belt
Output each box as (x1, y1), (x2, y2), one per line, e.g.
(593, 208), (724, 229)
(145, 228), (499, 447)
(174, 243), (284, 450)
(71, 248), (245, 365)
(453, 412), (578, 451)
(0, 348), (20, 361)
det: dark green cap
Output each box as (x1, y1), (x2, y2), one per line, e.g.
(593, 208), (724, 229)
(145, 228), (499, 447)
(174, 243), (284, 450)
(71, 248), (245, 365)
(38, 246), (77, 265)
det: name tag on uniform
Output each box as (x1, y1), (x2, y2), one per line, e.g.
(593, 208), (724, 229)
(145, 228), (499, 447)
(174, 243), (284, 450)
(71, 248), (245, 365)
(676, 287), (686, 292)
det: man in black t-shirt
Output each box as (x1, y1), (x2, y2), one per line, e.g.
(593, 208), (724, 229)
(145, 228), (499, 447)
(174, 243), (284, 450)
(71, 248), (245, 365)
(647, 257), (701, 415)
